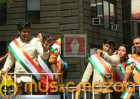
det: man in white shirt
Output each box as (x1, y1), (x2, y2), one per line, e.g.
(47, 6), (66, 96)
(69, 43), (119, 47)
(1, 22), (52, 94)
(80, 38), (120, 99)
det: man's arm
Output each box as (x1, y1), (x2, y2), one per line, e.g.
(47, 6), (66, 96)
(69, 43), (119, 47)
(1, 51), (15, 73)
(0, 53), (8, 62)
(101, 51), (120, 66)
(81, 62), (93, 82)
(123, 72), (131, 83)
(123, 65), (132, 84)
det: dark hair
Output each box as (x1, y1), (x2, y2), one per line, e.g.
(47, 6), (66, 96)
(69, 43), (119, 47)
(119, 44), (129, 54)
(39, 31), (50, 43)
(103, 38), (115, 47)
(118, 44), (129, 60)
(133, 36), (140, 41)
(18, 22), (31, 31)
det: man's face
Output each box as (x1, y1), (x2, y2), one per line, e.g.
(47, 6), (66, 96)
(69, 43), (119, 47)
(133, 38), (140, 53)
(102, 44), (114, 55)
(19, 27), (31, 42)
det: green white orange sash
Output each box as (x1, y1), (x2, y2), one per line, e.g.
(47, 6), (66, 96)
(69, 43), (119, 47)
(128, 56), (140, 73)
(50, 38), (61, 54)
(121, 87), (133, 99)
(8, 39), (42, 82)
(88, 54), (111, 78)
(115, 63), (125, 82)
(37, 55), (53, 81)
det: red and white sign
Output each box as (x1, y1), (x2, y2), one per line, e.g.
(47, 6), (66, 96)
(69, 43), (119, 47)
(63, 34), (86, 57)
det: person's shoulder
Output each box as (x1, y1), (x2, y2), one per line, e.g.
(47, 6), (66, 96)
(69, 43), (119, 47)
(30, 37), (40, 44)
(14, 37), (20, 42)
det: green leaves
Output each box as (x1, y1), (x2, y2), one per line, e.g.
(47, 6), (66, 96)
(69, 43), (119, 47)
(0, 0), (13, 8)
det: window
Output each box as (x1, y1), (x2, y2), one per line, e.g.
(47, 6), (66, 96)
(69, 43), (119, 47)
(90, 0), (116, 29)
(0, 3), (7, 25)
(26, 0), (40, 24)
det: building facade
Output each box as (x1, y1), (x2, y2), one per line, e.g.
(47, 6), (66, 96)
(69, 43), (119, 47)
(0, 0), (123, 92)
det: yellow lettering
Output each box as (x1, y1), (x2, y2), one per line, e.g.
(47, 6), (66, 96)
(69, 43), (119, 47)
(78, 82), (91, 92)
(66, 81), (75, 92)
(103, 82), (113, 93)
(38, 82), (49, 92)
(59, 84), (65, 92)
(113, 82), (124, 92)
(50, 81), (58, 92)
(125, 82), (135, 92)
(92, 82), (102, 92)
(24, 82), (37, 92)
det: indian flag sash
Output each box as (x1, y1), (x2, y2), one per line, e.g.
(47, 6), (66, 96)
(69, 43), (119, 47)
(88, 54), (111, 78)
(114, 63), (125, 82)
(50, 38), (61, 54)
(8, 39), (42, 82)
(128, 56), (140, 73)
(121, 87), (133, 99)
(37, 55), (53, 81)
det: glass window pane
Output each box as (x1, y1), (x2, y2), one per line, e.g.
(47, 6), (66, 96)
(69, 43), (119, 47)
(27, 0), (40, 11)
(97, 3), (103, 17)
(27, 11), (40, 24)
(104, 1), (109, 28)
(97, 0), (102, 3)
(110, 3), (115, 17)
(110, 3), (115, 24)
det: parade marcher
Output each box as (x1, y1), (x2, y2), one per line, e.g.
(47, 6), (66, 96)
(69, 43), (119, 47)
(114, 44), (130, 99)
(37, 31), (56, 95)
(48, 38), (69, 99)
(77, 38), (120, 99)
(123, 37), (140, 99)
(0, 22), (52, 94)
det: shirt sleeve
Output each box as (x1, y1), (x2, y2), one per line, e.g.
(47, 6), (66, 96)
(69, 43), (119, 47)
(36, 39), (49, 60)
(2, 51), (15, 72)
(81, 62), (93, 82)
(49, 53), (58, 63)
(101, 51), (120, 66)
(125, 65), (133, 73)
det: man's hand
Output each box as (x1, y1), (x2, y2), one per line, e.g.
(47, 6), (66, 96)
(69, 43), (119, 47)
(123, 81), (127, 85)
(114, 50), (118, 54)
(0, 70), (5, 75)
(43, 37), (53, 52)
(96, 49), (103, 56)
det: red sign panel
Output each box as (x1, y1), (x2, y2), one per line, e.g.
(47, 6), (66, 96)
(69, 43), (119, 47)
(64, 34), (86, 57)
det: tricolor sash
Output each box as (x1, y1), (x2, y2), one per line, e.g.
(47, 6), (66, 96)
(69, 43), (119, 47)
(37, 55), (53, 81)
(121, 87), (133, 99)
(8, 39), (42, 82)
(115, 63), (125, 82)
(128, 56), (140, 73)
(88, 54), (111, 78)
(50, 38), (61, 54)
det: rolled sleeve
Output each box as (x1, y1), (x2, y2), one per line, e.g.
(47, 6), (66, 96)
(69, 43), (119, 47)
(49, 53), (58, 63)
(125, 65), (133, 73)
(102, 52), (120, 66)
